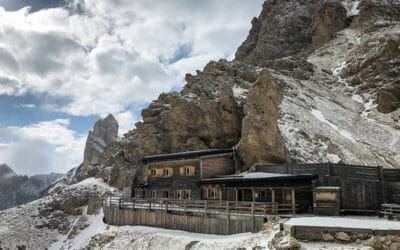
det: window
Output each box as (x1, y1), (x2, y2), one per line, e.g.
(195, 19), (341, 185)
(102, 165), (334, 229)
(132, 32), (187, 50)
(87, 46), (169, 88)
(176, 190), (182, 199)
(176, 189), (191, 199)
(180, 166), (196, 176)
(209, 189), (218, 199)
(184, 189), (191, 199)
(260, 190), (267, 198)
(151, 169), (157, 177)
(164, 168), (173, 177)
(150, 190), (157, 199)
(162, 190), (169, 198)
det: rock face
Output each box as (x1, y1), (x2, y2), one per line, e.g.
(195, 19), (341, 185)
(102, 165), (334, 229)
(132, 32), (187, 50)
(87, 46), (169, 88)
(0, 164), (63, 210)
(81, 0), (400, 189)
(237, 70), (289, 167)
(81, 114), (118, 179)
(235, 0), (319, 65)
(312, 2), (348, 48)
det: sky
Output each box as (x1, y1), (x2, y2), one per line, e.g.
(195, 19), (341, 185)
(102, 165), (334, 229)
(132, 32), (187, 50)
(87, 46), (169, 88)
(0, 0), (263, 176)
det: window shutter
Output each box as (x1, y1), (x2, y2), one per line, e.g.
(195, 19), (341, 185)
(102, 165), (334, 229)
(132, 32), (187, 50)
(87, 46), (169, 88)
(169, 167), (174, 176)
(147, 169), (152, 177)
(190, 166), (196, 175)
(180, 167), (184, 176)
(156, 168), (164, 176)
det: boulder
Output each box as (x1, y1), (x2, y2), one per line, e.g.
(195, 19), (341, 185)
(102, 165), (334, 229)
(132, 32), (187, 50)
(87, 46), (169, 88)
(335, 232), (351, 242)
(322, 233), (335, 242)
(366, 236), (383, 249)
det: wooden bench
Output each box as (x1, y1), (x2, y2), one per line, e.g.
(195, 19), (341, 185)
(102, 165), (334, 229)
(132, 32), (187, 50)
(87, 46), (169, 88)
(381, 204), (400, 220)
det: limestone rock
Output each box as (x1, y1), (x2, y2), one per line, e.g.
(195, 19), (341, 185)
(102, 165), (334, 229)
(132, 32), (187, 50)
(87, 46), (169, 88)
(390, 242), (399, 250)
(235, 0), (319, 65)
(237, 70), (289, 168)
(366, 236), (383, 249)
(81, 114), (119, 179)
(312, 2), (348, 48)
(361, 247), (375, 250)
(322, 233), (335, 242)
(335, 232), (351, 242)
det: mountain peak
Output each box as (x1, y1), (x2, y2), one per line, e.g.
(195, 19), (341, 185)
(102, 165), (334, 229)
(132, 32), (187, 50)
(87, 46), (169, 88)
(0, 164), (17, 179)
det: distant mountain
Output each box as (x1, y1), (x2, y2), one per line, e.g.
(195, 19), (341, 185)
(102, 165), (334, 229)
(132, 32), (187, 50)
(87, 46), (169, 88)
(0, 164), (17, 179)
(0, 164), (63, 210)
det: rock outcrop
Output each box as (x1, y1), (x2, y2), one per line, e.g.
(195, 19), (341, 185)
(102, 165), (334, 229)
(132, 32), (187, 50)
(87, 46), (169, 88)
(81, 114), (118, 179)
(237, 70), (289, 167)
(235, 0), (319, 65)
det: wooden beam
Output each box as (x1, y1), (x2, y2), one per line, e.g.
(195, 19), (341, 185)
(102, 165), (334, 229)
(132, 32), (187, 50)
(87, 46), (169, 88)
(292, 188), (296, 215)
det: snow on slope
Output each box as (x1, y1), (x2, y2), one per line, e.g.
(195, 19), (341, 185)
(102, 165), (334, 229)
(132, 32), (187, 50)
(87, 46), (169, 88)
(276, 23), (400, 167)
(0, 178), (117, 249)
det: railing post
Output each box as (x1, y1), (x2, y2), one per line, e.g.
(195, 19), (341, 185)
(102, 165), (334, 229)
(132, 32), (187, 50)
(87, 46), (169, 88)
(149, 200), (152, 211)
(119, 198), (122, 209)
(184, 200), (187, 214)
(205, 200), (208, 216)
(226, 201), (230, 235)
(251, 202), (255, 232)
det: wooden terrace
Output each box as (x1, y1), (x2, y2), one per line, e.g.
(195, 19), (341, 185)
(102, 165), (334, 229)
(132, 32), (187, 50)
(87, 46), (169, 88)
(105, 196), (299, 216)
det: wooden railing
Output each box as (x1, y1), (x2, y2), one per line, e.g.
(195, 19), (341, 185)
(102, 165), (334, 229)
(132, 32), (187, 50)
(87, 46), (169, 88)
(104, 196), (298, 216)
(381, 204), (400, 220)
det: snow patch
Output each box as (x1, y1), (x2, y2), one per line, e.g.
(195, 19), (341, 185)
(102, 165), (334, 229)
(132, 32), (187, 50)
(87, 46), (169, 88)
(232, 85), (248, 99)
(342, 0), (361, 17)
(327, 153), (341, 163)
(351, 94), (363, 104)
(311, 109), (355, 142)
(70, 177), (117, 192)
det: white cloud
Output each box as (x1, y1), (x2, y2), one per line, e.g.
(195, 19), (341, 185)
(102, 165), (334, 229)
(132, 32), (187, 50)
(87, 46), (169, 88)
(18, 103), (36, 108)
(0, 1), (263, 175)
(0, 1), (263, 116)
(0, 119), (86, 175)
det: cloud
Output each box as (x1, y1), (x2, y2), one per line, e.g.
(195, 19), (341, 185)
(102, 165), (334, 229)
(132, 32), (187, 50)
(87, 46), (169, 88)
(0, 1), (263, 175)
(0, 119), (86, 175)
(18, 103), (36, 108)
(0, 1), (263, 117)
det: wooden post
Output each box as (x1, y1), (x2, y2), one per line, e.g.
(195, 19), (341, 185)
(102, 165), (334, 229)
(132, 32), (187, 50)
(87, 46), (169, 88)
(234, 188), (238, 202)
(226, 201), (230, 235)
(252, 188), (255, 202)
(251, 202), (255, 232)
(271, 189), (276, 214)
(219, 188), (222, 203)
(291, 188), (296, 215)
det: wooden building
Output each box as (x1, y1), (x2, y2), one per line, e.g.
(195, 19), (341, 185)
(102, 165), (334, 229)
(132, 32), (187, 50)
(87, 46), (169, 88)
(254, 163), (400, 213)
(201, 172), (318, 213)
(134, 148), (238, 200)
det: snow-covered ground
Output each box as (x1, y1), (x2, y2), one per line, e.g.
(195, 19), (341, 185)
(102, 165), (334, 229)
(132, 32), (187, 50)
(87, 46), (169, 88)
(285, 216), (400, 230)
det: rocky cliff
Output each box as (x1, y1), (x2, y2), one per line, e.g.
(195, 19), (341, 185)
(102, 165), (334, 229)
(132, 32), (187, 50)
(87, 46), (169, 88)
(81, 114), (119, 180)
(78, 0), (400, 189)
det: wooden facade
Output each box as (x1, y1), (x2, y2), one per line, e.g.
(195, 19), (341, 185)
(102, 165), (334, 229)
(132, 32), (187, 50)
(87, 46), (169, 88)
(254, 163), (400, 212)
(201, 173), (318, 213)
(135, 149), (236, 201)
